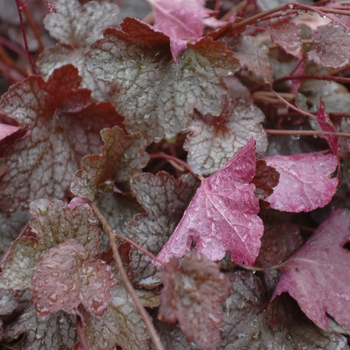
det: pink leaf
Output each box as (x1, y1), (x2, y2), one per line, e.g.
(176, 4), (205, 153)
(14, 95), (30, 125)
(0, 124), (28, 157)
(157, 139), (264, 265)
(264, 151), (338, 212)
(272, 210), (350, 330)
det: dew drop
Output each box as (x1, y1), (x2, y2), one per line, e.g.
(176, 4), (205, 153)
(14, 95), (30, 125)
(121, 152), (130, 162)
(292, 134), (300, 140)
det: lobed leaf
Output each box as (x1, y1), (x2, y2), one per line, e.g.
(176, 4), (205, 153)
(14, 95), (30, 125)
(71, 126), (149, 201)
(272, 209), (350, 330)
(0, 65), (122, 212)
(157, 139), (264, 265)
(159, 252), (231, 350)
(264, 151), (338, 212)
(127, 172), (199, 289)
(86, 17), (239, 143)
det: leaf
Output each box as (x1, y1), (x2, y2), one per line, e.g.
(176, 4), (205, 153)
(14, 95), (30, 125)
(0, 289), (77, 349)
(0, 124), (28, 157)
(220, 271), (349, 349)
(308, 24), (350, 69)
(0, 65), (122, 212)
(32, 240), (116, 316)
(264, 151), (338, 212)
(272, 209), (350, 330)
(86, 18), (239, 143)
(159, 252), (231, 350)
(157, 139), (264, 265)
(184, 97), (268, 176)
(268, 18), (303, 58)
(127, 172), (199, 289)
(0, 210), (30, 260)
(225, 35), (273, 85)
(71, 126), (149, 201)
(150, 0), (218, 60)
(81, 283), (149, 350)
(37, 0), (119, 99)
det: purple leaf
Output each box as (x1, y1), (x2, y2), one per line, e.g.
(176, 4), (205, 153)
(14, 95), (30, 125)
(157, 139), (264, 265)
(264, 151), (338, 212)
(272, 209), (350, 330)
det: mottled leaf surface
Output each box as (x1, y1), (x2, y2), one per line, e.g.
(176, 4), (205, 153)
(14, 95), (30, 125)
(264, 151), (338, 212)
(225, 35), (273, 85)
(127, 172), (199, 289)
(185, 98), (267, 176)
(86, 18), (239, 142)
(159, 252), (230, 350)
(71, 126), (149, 201)
(0, 289), (76, 349)
(32, 240), (116, 316)
(81, 283), (149, 350)
(37, 0), (119, 99)
(308, 24), (350, 69)
(0, 65), (121, 212)
(268, 18), (302, 58)
(157, 139), (264, 265)
(273, 209), (350, 330)
(220, 271), (349, 349)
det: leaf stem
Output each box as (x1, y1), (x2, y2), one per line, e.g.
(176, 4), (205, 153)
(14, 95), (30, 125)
(265, 129), (350, 138)
(23, 5), (45, 52)
(237, 264), (264, 271)
(89, 201), (165, 350)
(76, 314), (89, 350)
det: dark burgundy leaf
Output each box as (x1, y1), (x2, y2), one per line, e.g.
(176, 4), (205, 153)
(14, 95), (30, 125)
(159, 252), (230, 350)
(157, 139), (264, 265)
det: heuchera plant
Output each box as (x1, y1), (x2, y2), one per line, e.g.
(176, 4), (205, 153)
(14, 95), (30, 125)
(1, 0), (350, 349)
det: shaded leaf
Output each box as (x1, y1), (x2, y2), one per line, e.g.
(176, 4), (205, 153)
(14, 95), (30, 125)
(86, 18), (239, 142)
(308, 24), (350, 69)
(0, 65), (122, 212)
(225, 35), (273, 85)
(127, 172), (199, 289)
(37, 0), (119, 99)
(220, 271), (348, 349)
(81, 283), (149, 350)
(264, 151), (338, 212)
(159, 252), (230, 350)
(0, 124), (28, 157)
(268, 18), (303, 58)
(272, 209), (350, 330)
(71, 126), (149, 201)
(32, 240), (116, 316)
(157, 139), (264, 265)
(252, 159), (280, 200)
(185, 97), (267, 176)
(0, 289), (76, 349)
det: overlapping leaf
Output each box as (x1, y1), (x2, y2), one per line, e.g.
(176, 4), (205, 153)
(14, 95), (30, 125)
(157, 139), (264, 265)
(159, 252), (231, 350)
(32, 240), (116, 316)
(184, 96), (267, 176)
(0, 65), (122, 212)
(273, 209), (350, 330)
(86, 17), (239, 142)
(37, 0), (119, 99)
(81, 283), (149, 350)
(127, 172), (199, 289)
(0, 199), (102, 289)
(264, 151), (338, 212)
(71, 126), (149, 201)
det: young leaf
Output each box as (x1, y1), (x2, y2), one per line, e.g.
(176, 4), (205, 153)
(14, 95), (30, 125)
(159, 252), (231, 350)
(32, 240), (116, 316)
(184, 98), (267, 176)
(80, 283), (149, 350)
(308, 24), (350, 69)
(86, 18), (239, 143)
(157, 139), (264, 265)
(0, 65), (122, 212)
(272, 209), (350, 330)
(264, 151), (338, 212)
(268, 18), (303, 58)
(221, 271), (349, 349)
(71, 126), (149, 201)
(37, 0), (119, 99)
(127, 172), (199, 289)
